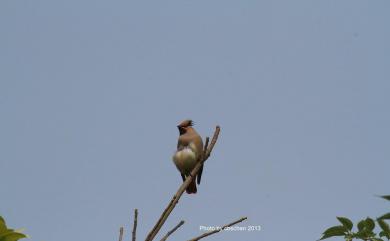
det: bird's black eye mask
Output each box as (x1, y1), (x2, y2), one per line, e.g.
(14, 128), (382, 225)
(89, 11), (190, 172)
(178, 126), (186, 135)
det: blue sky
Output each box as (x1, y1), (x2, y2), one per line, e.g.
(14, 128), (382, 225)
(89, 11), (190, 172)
(1, 1), (389, 241)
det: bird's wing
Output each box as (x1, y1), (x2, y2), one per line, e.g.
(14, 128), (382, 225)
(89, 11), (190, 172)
(194, 134), (204, 184)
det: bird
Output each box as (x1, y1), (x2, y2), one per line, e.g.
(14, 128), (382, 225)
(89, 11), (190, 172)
(172, 119), (204, 194)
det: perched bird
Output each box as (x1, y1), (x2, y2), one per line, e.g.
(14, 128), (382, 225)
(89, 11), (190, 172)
(172, 119), (204, 194)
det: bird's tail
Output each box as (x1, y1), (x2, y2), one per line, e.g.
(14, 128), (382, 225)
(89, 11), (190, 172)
(186, 178), (197, 194)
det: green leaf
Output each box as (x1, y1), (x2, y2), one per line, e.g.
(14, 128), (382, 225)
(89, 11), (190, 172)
(380, 195), (390, 201)
(0, 229), (14, 240)
(365, 217), (376, 231)
(378, 219), (390, 233)
(379, 213), (390, 220)
(358, 219), (366, 231)
(354, 218), (376, 240)
(379, 230), (390, 239)
(337, 217), (353, 230)
(319, 225), (347, 240)
(0, 216), (7, 233)
(0, 217), (27, 241)
(0, 232), (27, 241)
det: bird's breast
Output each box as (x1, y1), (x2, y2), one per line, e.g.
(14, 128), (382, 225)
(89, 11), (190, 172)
(172, 147), (197, 174)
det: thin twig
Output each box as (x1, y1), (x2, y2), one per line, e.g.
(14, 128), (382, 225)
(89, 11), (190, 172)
(132, 209), (138, 241)
(187, 217), (247, 241)
(205, 126), (220, 159)
(119, 227), (124, 241)
(159, 220), (185, 241)
(203, 137), (209, 160)
(144, 126), (221, 241)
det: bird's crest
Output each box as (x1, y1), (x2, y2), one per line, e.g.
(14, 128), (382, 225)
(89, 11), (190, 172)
(178, 119), (194, 127)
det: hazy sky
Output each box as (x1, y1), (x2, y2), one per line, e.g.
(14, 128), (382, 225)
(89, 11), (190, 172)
(1, 1), (389, 241)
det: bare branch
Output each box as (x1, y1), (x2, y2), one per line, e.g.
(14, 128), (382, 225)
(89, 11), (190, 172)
(118, 227), (124, 241)
(132, 209), (138, 241)
(144, 126), (221, 241)
(203, 137), (209, 159)
(187, 217), (247, 241)
(159, 220), (185, 241)
(204, 126), (220, 160)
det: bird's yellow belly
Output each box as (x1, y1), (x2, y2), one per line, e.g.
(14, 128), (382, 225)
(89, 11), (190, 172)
(173, 148), (197, 174)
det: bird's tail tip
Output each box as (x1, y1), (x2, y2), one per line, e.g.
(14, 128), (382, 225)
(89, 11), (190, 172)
(186, 179), (197, 194)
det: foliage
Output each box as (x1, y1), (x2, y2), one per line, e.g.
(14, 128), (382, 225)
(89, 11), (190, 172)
(0, 216), (27, 241)
(319, 195), (390, 241)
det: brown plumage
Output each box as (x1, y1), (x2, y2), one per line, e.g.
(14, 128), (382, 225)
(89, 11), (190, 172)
(172, 119), (204, 194)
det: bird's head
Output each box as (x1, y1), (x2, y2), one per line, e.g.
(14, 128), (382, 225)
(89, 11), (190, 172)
(177, 119), (194, 135)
